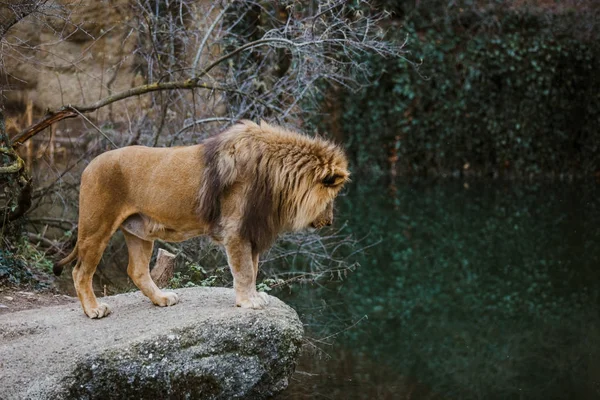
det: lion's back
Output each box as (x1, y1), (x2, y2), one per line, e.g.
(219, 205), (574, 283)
(80, 145), (204, 207)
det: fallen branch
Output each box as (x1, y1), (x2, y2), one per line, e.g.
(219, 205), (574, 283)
(26, 232), (61, 250)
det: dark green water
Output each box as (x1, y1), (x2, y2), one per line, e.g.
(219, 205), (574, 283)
(276, 179), (600, 400)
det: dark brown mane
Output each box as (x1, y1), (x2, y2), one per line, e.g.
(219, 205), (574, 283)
(239, 153), (284, 255)
(197, 135), (225, 227)
(197, 126), (290, 254)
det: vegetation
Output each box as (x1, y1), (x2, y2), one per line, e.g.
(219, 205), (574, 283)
(1, 2), (599, 397)
(0, 239), (52, 288)
(0, 0), (399, 288)
(327, 1), (600, 178)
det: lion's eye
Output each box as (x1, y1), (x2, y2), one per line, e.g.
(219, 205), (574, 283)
(322, 175), (338, 186)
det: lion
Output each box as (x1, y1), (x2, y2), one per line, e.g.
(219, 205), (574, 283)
(54, 120), (349, 319)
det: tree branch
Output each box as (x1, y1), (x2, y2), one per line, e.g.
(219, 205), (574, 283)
(27, 231), (61, 250)
(192, 4), (229, 73)
(10, 62), (282, 149)
(10, 81), (214, 147)
(8, 6), (407, 151)
(0, 156), (23, 173)
(172, 117), (235, 141)
(10, 36), (296, 148)
(10, 109), (78, 147)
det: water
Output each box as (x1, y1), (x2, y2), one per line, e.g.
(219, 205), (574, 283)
(275, 178), (600, 400)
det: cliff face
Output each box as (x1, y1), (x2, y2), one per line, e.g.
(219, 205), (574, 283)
(2, 0), (145, 121)
(0, 287), (304, 400)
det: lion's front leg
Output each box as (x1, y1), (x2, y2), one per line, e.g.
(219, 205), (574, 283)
(225, 237), (269, 309)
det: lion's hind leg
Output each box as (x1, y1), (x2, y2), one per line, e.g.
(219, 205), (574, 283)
(73, 236), (112, 319)
(122, 230), (179, 307)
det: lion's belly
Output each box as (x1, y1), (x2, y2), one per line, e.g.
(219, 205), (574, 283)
(152, 229), (205, 242)
(121, 213), (207, 243)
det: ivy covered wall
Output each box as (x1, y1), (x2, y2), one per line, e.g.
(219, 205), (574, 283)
(328, 1), (600, 178)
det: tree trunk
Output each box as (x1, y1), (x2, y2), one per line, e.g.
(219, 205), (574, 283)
(150, 249), (176, 288)
(0, 108), (32, 228)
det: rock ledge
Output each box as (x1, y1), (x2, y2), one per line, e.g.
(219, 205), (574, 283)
(0, 287), (303, 399)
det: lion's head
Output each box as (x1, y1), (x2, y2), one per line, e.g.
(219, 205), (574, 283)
(287, 149), (349, 231)
(199, 120), (349, 254)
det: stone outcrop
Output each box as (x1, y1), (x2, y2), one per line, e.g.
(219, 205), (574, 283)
(0, 287), (303, 399)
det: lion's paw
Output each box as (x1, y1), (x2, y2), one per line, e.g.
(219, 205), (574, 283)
(86, 302), (111, 319)
(153, 291), (179, 307)
(237, 291), (269, 309)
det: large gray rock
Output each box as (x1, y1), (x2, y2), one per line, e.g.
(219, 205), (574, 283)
(0, 287), (303, 399)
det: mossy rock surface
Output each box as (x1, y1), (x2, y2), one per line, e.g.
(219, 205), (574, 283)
(0, 287), (303, 399)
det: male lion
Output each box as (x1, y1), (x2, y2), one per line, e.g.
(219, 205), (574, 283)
(54, 120), (349, 319)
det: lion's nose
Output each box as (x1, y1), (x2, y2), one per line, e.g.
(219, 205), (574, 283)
(326, 219), (332, 226)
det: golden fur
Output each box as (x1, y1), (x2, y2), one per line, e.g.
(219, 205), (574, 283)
(55, 120), (349, 319)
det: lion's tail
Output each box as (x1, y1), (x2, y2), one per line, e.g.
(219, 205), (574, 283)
(53, 243), (78, 276)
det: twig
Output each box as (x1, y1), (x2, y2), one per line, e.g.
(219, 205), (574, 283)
(192, 4), (229, 72)
(27, 232), (61, 250)
(70, 108), (118, 149)
(172, 117), (234, 141)
(27, 217), (76, 227)
(313, 315), (369, 345)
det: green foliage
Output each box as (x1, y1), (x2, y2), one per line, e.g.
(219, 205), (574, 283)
(0, 242), (52, 288)
(0, 248), (33, 286)
(167, 262), (229, 290)
(15, 241), (54, 273)
(257, 278), (284, 292)
(334, 4), (600, 177)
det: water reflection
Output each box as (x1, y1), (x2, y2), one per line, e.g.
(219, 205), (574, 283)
(276, 179), (600, 400)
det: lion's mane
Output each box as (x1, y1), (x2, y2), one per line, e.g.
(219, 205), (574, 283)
(198, 120), (348, 253)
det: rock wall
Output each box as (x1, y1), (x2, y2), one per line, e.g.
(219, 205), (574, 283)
(2, 0), (146, 121)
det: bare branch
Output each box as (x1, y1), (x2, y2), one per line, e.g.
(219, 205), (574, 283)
(172, 117), (235, 141)
(192, 4), (228, 73)
(10, 81), (212, 147)
(10, 110), (77, 147)
(9, 2), (407, 148)
(0, 0), (49, 39)
(26, 231), (61, 250)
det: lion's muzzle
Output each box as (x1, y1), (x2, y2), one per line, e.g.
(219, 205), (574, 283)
(311, 202), (334, 229)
